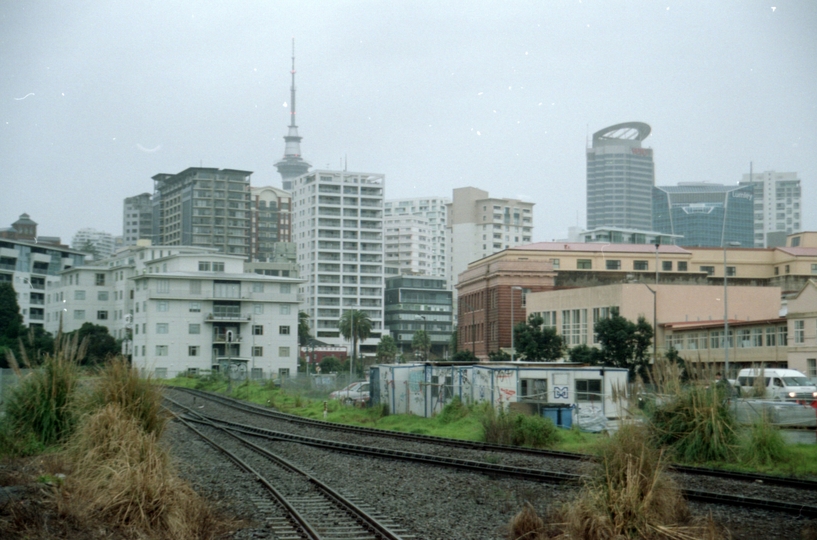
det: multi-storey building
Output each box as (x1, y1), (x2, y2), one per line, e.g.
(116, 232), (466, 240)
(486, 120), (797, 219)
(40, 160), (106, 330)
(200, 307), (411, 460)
(383, 215), (432, 277)
(586, 121), (655, 232)
(652, 183), (754, 248)
(446, 187), (534, 294)
(250, 186), (292, 261)
(122, 193), (154, 247)
(291, 170), (385, 354)
(71, 228), (116, 260)
(0, 237), (85, 329)
(151, 167), (252, 258)
(384, 275), (453, 359)
(384, 197), (450, 284)
(739, 170), (802, 247)
(44, 243), (301, 379)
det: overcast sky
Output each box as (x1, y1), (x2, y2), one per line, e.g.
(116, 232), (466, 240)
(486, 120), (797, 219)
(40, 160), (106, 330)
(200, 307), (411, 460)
(2, 1), (815, 244)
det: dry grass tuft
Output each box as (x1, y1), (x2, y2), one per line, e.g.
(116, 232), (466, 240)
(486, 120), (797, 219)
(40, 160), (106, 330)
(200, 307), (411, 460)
(507, 501), (545, 540)
(60, 403), (227, 539)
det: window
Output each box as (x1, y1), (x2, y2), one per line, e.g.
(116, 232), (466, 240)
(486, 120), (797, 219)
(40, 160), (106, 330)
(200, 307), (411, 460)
(189, 346), (199, 356)
(794, 320), (805, 344)
(779, 326), (788, 346)
(808, 359), (817, 380)
(253, 325), (263, 335)
(576, 379), (602, 402)
(95, 273), (105, 286)
(74, 290), (86, 300)
(156, 279), (170, 293)
(278, 346), (290, 357)
(190, 281), (202, 294)
(577, 259), (592, 270)
(214, 281), (240, 298)
(280, 304), (291, 315)
(279, 325), (290, 335)
(700, 266), (715, 276)
(678, 261), (688, 272)
(157, 301), (169, 312)
(520, 378), (548, 401)
(198, 261), (211, 271)
(662, 261), (672, 272)
(812, 264), (817, 274)
(766, 327), (777, 347)
(550, 258), (560, 269)
(73, 310), (85, 320)
(252, 282), (264, 292)
(280, 283), (292, 294)
(279, 368), (290, 379)
(785, 264), (790, 274)
(605, 260), (621, 270)
(97, 311), (108, 320)
(254, 304), (264, 314)
(155, 345), (168, 356)
(189, 323), (201, 334)
(726, 266), (736, 277)
(634, 260), (648, 271)
(189, 302), (201, 313)
(156, 323), (169, 334)
(212, 262), (225, 272)
(252, 346), (263, 356)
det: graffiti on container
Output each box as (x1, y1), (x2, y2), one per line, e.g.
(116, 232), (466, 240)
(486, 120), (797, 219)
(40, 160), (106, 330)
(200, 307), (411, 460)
(495, 369), (513, 381)
(553, 386), (569, 399)
(409, 371), (423, 393)
(499, 388), (516, 399)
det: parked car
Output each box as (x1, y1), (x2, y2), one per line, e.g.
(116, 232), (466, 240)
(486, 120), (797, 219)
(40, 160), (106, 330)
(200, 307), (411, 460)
(330, 381), (370, 405)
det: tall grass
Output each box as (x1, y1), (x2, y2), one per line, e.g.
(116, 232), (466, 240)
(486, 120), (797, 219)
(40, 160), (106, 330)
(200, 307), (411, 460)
(1, 333), (83, 453)
(84, 357), (168, 436)
(480, 406), (561, 448)
(739, 412), (792, 468)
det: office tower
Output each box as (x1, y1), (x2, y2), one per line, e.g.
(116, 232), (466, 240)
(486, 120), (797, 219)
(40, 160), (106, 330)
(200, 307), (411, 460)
(739, 170), (802, 247)
(384, 275), (453, 359)
(586, 122), (655, 231)
(71, 228), (116, 260)
(291, 170), (385, 352)
(123, 193), (154, 246)
(151, 167), (252, 258)
(383, 196), (450, 283)
(250, 186), (292, 261)
(275, 41), (311, 190)
(652, 183), (754, 248)
(446, 187), (533, 290)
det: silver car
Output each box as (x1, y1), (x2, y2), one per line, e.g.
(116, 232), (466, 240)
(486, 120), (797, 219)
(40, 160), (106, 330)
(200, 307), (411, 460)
(329, 381), (370, 405)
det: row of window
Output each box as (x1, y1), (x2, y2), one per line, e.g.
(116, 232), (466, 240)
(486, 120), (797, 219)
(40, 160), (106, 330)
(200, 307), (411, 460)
(132, 343), (291, 358)
(666, 327), (788, 350)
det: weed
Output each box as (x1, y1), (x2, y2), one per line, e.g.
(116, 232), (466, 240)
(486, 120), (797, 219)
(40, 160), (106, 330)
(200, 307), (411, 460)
(481, 407), (561, 449)
(437, 396), (468, 424)
(739, 413), (792, 468)
(507, 501), (544, 540)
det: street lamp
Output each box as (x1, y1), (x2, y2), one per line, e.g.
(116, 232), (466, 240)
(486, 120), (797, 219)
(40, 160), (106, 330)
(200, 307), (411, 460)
(415, 315), (427, 361)
(723, 241), (741, 379)
(511, 286), (523, 362)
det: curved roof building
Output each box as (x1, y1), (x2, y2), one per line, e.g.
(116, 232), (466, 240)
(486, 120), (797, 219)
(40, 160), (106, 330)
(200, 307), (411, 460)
(586, 121), (655, 232)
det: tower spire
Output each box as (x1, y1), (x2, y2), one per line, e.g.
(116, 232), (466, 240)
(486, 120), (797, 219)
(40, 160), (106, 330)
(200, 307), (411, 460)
(276, 38), (311, 190)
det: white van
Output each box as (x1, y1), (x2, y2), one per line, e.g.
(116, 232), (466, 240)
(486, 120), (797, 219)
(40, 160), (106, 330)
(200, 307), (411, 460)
(736, 368), (817, 401)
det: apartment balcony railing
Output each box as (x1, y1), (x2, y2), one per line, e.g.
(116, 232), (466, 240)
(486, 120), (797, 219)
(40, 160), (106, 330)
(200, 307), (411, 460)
(205, 312), (251, 322)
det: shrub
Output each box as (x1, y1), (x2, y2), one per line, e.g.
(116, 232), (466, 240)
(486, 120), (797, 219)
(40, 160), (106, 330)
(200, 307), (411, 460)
(481, 407), (515, 445)
(481, 407), (561, 448)
(437, 396), (468, 424)
(648, 383), (738, 463)
(740, 413), (791, 468)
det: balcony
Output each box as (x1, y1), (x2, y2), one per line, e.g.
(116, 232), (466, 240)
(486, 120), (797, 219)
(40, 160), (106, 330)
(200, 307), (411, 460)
(213, 333), (243, 343)
(205, 312), (251, 322)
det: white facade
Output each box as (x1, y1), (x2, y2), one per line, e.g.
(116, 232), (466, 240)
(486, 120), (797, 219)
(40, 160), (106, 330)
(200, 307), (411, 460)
(291, 170), (385, 351)
(446, 187), (534, 293)
(383, 197), (450, 285)
(739, 171), (802, 247)
(122, 193), (153, 247)
(383, 215), (433, 277)
(71, 228), (116, 260)
(45, 243), (301, 379)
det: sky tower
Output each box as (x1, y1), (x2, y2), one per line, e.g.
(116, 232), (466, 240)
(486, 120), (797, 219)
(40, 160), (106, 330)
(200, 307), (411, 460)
(275, 39), (311, 190)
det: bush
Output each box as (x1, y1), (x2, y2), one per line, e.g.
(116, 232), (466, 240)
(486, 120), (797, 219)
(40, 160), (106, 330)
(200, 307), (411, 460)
(740, 414), (791, 468)
(437, 396), (468, 424)
(648, 383), (738, 463)
(481, 407), (560, 448)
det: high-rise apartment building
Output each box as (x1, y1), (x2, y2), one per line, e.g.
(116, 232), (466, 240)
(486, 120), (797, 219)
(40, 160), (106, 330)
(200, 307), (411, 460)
(739, 170), (802, 247)
(652, 183), (754, 248)
(586, 122), (655, 231)
(446, 187), (533, 291)
(275, 41), (310, 191)
(291, 170), (385, 353)
(71, 228), (116, 260)
(384, 275), (453, 359)
(383, 196), (450, 283)
(151, 167), (252, 258)
(250, 186), (292, 262)
(123, 193), (154, 246)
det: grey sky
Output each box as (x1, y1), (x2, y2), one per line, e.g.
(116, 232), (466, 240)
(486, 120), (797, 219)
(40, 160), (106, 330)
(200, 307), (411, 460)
(2, 1), (815, 243)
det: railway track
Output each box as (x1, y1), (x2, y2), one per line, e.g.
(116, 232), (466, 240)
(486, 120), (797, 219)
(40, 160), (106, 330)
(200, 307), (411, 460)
(165, 387), (817, 518)
(165, 396), (411, 540)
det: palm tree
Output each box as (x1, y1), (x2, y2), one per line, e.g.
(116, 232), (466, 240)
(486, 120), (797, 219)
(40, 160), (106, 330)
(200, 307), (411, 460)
(338, 309), (372, 378)
(298, 311), (311, 347)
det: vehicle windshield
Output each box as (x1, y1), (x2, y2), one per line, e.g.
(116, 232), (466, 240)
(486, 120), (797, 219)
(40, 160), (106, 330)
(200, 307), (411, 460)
(782, 377), (812, 387)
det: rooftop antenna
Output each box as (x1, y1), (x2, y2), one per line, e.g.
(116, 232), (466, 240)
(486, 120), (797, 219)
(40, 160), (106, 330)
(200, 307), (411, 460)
(344, 154), (347, 172)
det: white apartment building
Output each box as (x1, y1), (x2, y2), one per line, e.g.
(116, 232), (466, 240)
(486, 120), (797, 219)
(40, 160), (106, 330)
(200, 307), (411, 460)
(123, 193), (154, 247)
(71, 228), (116, 260)
(291, 170), (385, 352)
(45, 242), (301, 379)
(383, 196), (450, 286)
(383, 215), (432, 277)
(446, 187), (534, 292)
(739, 170), (802, 247)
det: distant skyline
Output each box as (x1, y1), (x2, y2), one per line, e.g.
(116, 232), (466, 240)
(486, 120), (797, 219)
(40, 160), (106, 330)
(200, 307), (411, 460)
(1, 1), (815, 243)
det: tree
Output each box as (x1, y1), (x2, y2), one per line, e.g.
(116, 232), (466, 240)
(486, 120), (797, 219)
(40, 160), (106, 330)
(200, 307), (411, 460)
(451, 349), (477, 363)
(411, 329), (431, 361)
(298, 311), (311, 347)
(593, 308), (654, 381)
(0, 282), (24, 341)
(338, 309), (372, 377)
(488, 350), (511, 362)
(68, 323), (118, 365)
(513, 313), (565, 361)
(319, 355), (343, 374)
(376, 335), (398, 363)
(449, 329), (458, 355)
(568, 344), (600, 364)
